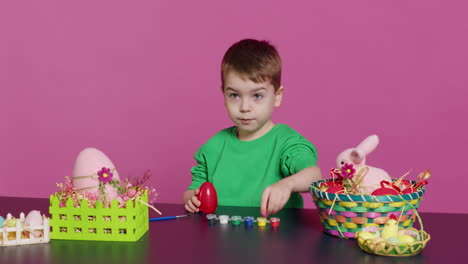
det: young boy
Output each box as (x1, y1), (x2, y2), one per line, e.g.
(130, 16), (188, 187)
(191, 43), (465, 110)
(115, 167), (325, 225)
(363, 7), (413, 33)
(183, 39), (322, 216)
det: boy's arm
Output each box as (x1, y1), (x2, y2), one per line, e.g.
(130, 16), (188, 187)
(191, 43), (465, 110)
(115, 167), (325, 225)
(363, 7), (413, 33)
(261, 133), (320, 216)
(184, 145), (209, 212)
(260, 166), (322, 216)
(188, 146), (209, 190)
(279, 166), (322, 192)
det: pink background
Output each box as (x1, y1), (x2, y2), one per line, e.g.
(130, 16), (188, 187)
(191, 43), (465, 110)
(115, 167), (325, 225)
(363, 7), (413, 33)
(1, 0), (467, 213)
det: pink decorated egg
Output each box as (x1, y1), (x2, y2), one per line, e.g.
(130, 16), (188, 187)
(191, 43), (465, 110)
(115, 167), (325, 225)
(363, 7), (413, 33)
(24, 210), (43, 226)
(24, 210), (43, 238)
(72, 148), (120, 201)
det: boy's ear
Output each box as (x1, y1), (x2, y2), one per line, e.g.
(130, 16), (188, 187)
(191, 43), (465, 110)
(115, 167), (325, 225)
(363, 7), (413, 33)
(221, 86), (227, 107)
(274, 86), (284, 107)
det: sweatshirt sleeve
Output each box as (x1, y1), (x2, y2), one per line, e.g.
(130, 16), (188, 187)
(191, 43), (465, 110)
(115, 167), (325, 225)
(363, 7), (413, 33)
(280, 135), (318, 177)
(188, 145), (208, 190)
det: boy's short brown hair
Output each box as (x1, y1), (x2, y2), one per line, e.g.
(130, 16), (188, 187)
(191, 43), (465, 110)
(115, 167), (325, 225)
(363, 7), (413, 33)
(221, 39), (282, 91)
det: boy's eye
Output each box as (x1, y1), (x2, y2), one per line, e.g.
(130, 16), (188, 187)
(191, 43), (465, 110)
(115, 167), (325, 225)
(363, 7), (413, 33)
(253, 93), (263, 100)
(228, 93), (239, 99)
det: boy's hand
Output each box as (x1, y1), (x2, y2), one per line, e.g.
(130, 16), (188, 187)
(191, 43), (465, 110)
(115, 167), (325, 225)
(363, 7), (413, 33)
(184, 188), (201, 213)
(260, 181), (292, 217)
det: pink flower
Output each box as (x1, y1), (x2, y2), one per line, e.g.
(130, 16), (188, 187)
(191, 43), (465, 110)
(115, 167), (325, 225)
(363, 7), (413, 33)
(127, 189), (137, 197)
(85, 192), (98, 201)
(341, 163), (356, 179)
(120, 194), (130, 202)
(98, 167), (113, 184)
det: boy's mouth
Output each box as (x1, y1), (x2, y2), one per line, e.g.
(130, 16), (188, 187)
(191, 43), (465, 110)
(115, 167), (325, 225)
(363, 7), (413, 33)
(239, 118), (253, 125)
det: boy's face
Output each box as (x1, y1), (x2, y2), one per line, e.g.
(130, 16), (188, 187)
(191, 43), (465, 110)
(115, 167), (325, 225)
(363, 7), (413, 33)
(223, 71), (283, 140)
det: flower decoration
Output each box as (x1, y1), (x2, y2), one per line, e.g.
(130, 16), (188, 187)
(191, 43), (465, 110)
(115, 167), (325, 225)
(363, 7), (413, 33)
(98, 167), (113, 184)
(341, 163), (356, 179)
(56, 170), (158, 209)
(320, 164), (364, 194)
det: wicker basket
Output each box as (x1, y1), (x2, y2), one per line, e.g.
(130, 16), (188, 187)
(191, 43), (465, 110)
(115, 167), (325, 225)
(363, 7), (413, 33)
(49, 191), (149, 242)
(356, 228), (430, 256)
(309, 180), (426, 238)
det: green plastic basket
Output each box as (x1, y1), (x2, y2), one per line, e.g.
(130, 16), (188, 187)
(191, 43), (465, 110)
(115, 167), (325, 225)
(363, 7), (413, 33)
(309, 180), (426, 239)
(49, 191), (149, 242)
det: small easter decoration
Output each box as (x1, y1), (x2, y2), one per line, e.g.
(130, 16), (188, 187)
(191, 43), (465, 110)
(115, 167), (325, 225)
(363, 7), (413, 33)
(309, 134), (431, 242)
(335, 135), (392, 194)
(356, 214), (431, 256)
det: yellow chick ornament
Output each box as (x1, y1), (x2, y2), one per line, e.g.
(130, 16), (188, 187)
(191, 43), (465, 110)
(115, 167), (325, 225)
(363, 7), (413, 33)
(381, 214), (399, 240)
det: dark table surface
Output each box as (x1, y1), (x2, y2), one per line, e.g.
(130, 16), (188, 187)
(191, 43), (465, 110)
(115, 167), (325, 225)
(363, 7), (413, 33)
(0, 196), (466, 264)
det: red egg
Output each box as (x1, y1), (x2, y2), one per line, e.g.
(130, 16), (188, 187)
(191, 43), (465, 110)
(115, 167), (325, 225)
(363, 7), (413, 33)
(197, 182), (218, 213)
(320, 181), (344, 193)
(400, 180), (413, 188)
(371, 187), (400, 196)
(326, 185), (345, 194)
(371, 180), (402, 196)
(321, 180), (343, 187)
(401, 187), (416, 194)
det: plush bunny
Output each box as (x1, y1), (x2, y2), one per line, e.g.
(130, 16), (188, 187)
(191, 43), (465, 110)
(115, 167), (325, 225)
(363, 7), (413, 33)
(336, 135), (391, 194)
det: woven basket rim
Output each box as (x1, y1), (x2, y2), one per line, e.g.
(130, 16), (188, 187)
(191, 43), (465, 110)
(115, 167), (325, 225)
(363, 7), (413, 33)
(309, 179), (426, 202)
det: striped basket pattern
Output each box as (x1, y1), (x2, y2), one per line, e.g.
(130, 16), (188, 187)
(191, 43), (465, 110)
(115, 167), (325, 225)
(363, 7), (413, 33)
(309, 180), (426, 238)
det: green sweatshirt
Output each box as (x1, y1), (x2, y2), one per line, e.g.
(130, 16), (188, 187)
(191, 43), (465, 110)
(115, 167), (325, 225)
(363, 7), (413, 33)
(188, 124), (318, 208)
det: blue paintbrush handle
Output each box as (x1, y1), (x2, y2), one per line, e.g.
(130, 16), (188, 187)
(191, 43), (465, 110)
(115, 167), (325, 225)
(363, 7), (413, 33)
(149, 215), (188, 221)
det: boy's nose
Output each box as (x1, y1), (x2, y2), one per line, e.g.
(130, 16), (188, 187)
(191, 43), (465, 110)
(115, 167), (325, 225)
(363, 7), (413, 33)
(240, 99), (251, 112)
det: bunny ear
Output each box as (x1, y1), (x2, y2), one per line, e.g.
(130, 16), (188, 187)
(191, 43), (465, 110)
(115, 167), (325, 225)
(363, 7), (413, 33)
(356, 135), (379, 155)
(350, 149), (364, 164)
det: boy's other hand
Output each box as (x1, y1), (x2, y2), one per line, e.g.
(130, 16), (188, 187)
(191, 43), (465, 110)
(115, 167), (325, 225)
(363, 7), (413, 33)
(184, 188), (201, 213)
(260, 181), (292, 217)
